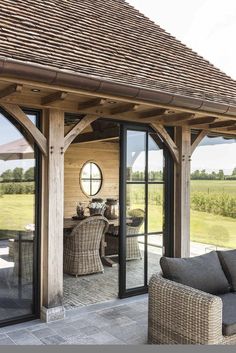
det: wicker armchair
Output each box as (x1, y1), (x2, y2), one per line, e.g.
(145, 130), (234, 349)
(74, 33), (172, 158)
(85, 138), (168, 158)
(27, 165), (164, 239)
(63, 216), (109, 276)
(105, 209), (144, 260)
(148, 274), (236, 345)
(12, 239), (34, 284)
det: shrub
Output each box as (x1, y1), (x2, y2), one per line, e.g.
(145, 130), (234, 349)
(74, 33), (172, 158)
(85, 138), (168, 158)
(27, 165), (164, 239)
(0, 182), (35, 195)
(191, 192), (236, 219)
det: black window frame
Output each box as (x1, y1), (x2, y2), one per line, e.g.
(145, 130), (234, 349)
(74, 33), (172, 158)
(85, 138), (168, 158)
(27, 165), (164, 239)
(80, 161), (103, 196)
(119, 122), (174, 299)
(0, 107), (41, 328)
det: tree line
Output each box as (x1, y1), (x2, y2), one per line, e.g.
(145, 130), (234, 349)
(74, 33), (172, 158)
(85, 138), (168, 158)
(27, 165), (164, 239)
(0, 167), (35, 182)
(191, 168), (236, 180)
(128, 168), (236, 181)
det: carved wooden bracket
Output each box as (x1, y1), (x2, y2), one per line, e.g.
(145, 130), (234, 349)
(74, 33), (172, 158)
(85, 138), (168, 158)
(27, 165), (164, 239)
(191, 130), (208, 155)
(64, 114), (99, 152)
(0, 103), (48, 156)
(150, 122), (180, 164)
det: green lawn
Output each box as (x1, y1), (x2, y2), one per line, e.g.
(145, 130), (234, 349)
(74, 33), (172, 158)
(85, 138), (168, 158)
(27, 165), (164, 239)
(190, 180), (236, 248)
(0, 194), (34, 232)
(191, 209), (236, 248)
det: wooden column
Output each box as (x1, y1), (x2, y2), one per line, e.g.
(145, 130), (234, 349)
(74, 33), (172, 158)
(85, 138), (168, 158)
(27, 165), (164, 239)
(174, 126), (191, 258)
(41, 109), (65, 322)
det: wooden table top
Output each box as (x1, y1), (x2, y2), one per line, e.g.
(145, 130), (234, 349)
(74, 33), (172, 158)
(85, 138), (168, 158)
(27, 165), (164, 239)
(64, 217), (119, 230)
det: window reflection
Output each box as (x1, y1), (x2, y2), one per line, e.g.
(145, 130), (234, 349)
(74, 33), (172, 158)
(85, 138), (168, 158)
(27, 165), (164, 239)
(0, 112), (37, 322)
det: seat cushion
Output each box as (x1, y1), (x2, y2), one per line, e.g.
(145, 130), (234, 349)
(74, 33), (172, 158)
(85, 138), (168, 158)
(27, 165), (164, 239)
(217, 250), (236, 291)
(218, 293), (236, 336)
(160, 251), (230, 294)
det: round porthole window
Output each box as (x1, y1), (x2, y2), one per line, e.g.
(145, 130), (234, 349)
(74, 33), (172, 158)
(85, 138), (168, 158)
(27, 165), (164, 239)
(80, 162), (103, 196)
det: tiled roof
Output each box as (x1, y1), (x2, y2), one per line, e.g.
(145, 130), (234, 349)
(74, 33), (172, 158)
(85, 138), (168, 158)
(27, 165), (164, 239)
(0, 0), (236, 105)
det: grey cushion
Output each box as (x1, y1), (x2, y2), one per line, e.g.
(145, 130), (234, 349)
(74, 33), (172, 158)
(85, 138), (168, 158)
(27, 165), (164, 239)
(160, 251), (230, 295)
(218, 293), (236, 336)
(217, 250), (236, 291)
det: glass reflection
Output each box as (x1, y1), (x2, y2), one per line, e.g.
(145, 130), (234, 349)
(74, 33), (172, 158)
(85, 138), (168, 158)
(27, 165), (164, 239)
(148, 184), (164, 233)
(126, 184), (145, 235)
(0, 113), (36, 322)
(126, 131), (146, 182)
(148, 135), (164, 181)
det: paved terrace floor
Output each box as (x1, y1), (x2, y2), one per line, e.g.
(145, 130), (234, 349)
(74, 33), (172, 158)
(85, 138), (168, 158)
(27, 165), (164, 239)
(0, 295), (148, 345)
(63, 240), (229, 310)
(63, 246), (161, 310)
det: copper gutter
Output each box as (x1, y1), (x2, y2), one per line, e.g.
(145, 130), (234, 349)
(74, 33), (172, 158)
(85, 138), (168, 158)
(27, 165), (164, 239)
(0, 57), (236, 117)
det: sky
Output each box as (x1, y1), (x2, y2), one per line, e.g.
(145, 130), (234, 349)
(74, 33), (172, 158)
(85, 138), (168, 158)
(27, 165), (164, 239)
(127, 0), (236, 80)
(127, 0), (236, 174)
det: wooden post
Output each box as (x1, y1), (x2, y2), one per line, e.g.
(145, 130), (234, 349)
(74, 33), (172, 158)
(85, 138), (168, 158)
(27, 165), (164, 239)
(41, 109), (65, 322)
(174, 126), (191, 258)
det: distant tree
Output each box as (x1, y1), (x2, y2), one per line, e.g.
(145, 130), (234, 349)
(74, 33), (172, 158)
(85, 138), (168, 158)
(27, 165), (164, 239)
(24, 167), (35, 181)
(13, 167), (24, 181)
(200, 169), (207, 179)
(218, 169), (225, 180)
(232, 167), (236, 176)
(1, 169), (13, 181)
(191, 170), (200, 180)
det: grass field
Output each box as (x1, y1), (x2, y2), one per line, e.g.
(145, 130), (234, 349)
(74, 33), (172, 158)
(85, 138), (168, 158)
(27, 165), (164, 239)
(190, 180), (236, 249)
(0, 194), (34, 232)
(0, 179), (235, 248)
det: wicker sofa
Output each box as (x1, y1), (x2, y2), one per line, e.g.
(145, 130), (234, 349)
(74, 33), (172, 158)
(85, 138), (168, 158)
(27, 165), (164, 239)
(148, 250), (236, 345)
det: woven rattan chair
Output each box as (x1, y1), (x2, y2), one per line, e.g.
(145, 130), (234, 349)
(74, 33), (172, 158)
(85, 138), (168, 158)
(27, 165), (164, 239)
(148, 274), (236, 345)
(105, 209), (144, 260)
(12, 239), (34, 284)
(63, 216), (109, 276)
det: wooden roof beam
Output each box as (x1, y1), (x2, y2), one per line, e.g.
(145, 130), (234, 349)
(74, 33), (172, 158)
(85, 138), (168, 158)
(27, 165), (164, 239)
(78, 98), (106, 111)
(72, 126), (119, 144)
(42, 91), (68, 105)
(109, 103), (138, 115)
(160, 113), (194, 124)
(209, 120), (236, 129)
(227, 126), (236, 131)
(187, 116), (216, 126)
(0, 84), (23, 99)
(138, 108), (167, 119)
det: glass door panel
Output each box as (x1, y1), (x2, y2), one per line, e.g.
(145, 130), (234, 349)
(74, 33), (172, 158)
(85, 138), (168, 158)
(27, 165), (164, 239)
(119, 125), (166, 297)
(148, 184), (164, 233)
(0, 111), (39, 324)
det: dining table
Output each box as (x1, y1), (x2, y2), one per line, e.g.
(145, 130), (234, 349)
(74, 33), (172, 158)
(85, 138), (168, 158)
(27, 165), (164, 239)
(63, 217), (120, 267)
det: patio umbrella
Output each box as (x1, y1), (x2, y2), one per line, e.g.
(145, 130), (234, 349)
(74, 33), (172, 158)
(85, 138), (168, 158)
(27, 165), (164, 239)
(0, 138), (34, 161)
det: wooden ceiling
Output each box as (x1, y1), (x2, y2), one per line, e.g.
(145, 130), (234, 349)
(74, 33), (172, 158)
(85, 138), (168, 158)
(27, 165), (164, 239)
(0, 78), (236, 138)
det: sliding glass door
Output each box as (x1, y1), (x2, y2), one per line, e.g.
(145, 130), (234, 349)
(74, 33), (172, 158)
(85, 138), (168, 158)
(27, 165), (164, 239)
(119, 124), (173, 297)
(0, 110), (40, 326)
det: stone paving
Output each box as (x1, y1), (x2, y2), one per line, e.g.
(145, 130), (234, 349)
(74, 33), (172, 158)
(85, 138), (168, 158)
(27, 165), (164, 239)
(63, 246), (161, 309)
(0, 294), (148, 345)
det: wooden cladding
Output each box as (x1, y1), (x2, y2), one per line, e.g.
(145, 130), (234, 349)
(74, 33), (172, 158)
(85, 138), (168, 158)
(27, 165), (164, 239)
(64, 141), (119, 218)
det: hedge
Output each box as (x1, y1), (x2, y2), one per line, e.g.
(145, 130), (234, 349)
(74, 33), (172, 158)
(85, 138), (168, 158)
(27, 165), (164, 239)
(0, 182), (35, 195)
